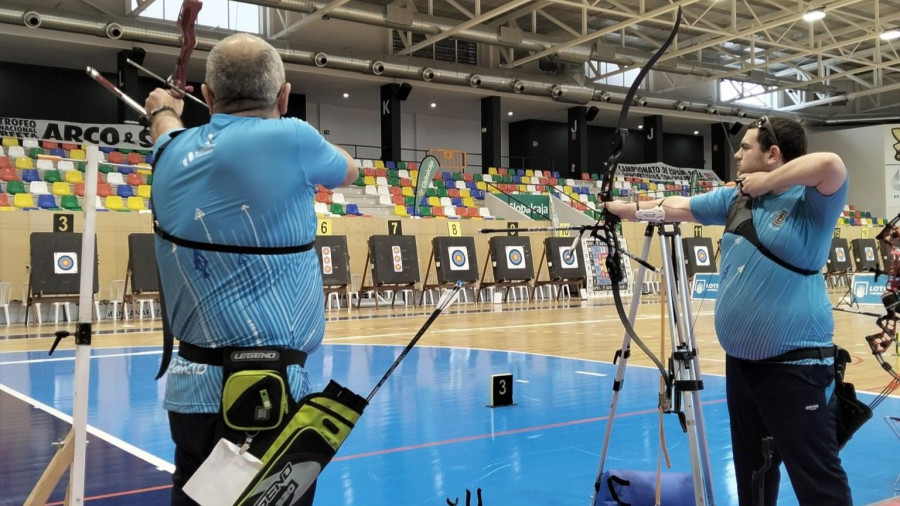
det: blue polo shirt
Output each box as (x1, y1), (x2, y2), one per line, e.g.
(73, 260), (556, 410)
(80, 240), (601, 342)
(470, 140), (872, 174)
(152, 114), (347, 412)
(689, 178), (848, 360)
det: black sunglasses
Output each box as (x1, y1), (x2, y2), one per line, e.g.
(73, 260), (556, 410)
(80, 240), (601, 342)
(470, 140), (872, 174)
(755, 115), (779, 149)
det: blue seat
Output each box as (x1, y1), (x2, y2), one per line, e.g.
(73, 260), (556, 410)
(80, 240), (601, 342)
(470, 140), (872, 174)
(37, 194), (58, 209)
(406, 205), (415, 215)
(345, 203), (362, 216)
(116, 185), (134, 198)
(22, 169), (40, 182)
(99, 146), (115, 153)
(49, 148), (65, 157)
(472, 189), (485, 199)
(145, 153), (154, 165)
(451, 197), (463, 206)
(386, 161), (396, 169)
(117, 165), (135, 174)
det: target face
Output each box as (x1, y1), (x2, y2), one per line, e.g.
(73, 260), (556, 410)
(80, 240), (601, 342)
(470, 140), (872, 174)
(448, 246), (469, 271)
(54, 252), (78, 274)
(506, 246), (525, 269)
(558, 246), (578, 269)
(694, 246), (710, 266)
(321, 246), (333, 274)
(865, 246), (875, 261)
(392, 245), (403, 272)
(835, 247), (846, 263)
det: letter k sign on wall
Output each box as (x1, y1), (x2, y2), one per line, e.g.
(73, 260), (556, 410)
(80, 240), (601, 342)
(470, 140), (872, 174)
(382, 100), (390, 116)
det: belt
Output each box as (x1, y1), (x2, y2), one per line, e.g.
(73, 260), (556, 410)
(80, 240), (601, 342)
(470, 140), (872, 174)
(752, 345), (836, 363)
(177, 341), (308, 367)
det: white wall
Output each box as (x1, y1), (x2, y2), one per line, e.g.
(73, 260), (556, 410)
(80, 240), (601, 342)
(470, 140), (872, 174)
(808, 125), (887, 220)
(305, 102), (509, 167)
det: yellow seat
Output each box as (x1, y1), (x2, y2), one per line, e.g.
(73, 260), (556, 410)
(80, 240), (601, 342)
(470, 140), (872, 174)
(15, 157), (33, 169)
(393, 205), (409, 217)
(475, 181), (486, 191)
(462, 197), (475, 207)
(520, 176), (530, 184)
(525, 169), (534, 177)
(105, 195), (127, 211)
(363, 175), (376, 186)
(65, 171), (83, 184)
(401, 186), (414, 197)
(488, 167), (498, 175)
(52, 182), (71, 196)
(427, 196), (440, 206)
(137, 184), (152, 199)
(1, 137), (18, 147)
(459, 189), (471, 198)
(69, 149), (86, 160)
(373, 160), (385, 169)
(126, 196), (147, 211)
(13, 193), (35, 208)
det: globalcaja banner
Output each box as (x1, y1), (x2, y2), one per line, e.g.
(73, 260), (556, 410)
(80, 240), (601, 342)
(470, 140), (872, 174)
(496, 194), (551, 220)
(0, 116), (153, 150)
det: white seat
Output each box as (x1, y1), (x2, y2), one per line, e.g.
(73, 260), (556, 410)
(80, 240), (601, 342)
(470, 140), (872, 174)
(51, 302), (70, 323)
(398, 169), (409, 179)
(36, 159), (54, 170)
(57, 160), (74, 171)
(106, 172), (125, 185)
(110, 279), (126, 320)
(364, 185), (378, 196)
(376, 185), (390, 196)
(331, 192), (346, 204)
(29, 181), (50, 195)
(21, 282), (40, 324)
(314, 202), (329, 215)
(478, 207), (492, 218)
(0, 282), (10, 325)
(7, 146), (24, 158)
(22, 138), (39, 149)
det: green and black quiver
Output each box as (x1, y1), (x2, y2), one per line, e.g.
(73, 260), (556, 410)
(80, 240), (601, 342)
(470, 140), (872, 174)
(235, 379), (368, 506)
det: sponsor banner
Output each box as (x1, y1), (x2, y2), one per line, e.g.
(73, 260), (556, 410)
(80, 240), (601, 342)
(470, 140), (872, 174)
(497, 194), (551, 220)
(413, 155), (440, 213)
(691, 273), (720, 301)
(850, 273), (884, 306)
(0, 116), (153, 150)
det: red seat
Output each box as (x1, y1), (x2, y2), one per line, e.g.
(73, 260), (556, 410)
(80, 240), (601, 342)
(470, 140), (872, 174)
(0, 193), (9, 207)
(42, 141), (60, 149)
(0, 167), (18, 181)
(389, 186), (401, 196)
(0, 157), (11, 169)
(126, 173), (143, 186)
(97, 181), (112, 197)
(74, 182), (85, 196)
(126, 152), (143, 164)
(107, 152), (125, 164)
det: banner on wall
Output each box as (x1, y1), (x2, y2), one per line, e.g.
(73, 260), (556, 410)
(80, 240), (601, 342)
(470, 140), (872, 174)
(0, 116), (153, 149)
(612, 163), (721, 183)
(496, 194), (551, 219)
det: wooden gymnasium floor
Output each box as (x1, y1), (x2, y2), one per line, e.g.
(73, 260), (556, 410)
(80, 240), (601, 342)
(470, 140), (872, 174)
(1, 288), (900, 505)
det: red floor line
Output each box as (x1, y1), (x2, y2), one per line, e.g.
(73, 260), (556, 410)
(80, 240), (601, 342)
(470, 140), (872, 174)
(334, 398), (728, 461)
(45, 484), (172, 505)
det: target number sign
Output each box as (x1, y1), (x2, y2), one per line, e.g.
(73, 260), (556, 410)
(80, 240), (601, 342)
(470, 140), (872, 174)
(558, 222), (570, 238)
(53, 214), (74, 233)
(447, 222), (462, 237)
(488, 373), (515, 408)
(317, 219), (332, 236)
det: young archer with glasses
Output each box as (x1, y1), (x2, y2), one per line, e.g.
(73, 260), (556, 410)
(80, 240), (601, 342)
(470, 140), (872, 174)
(605, 116), (851, 505)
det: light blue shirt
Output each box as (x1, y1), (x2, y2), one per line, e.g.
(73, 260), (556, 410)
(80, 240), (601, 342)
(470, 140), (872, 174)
(152, 114), (347, 412)
(689, 178), (848, 360)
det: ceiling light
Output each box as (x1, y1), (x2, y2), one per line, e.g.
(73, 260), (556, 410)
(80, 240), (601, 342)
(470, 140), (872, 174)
(882, 29), (900, 41)
(803, 8), (826, 22)
(342, 92), (349, 98)
(507, 111), (514, 116)
(430, 102), (437, 108)
(694, 130), (700, 135)
(637, 125), (644, 130)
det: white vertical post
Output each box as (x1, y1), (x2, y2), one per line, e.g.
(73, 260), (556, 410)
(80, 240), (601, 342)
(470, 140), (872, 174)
(69, 144), (100, 505)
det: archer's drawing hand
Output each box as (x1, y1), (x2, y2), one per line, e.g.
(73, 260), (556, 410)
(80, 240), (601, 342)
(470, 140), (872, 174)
(737, 172), (773, 198)
(145, 88), (185, 116)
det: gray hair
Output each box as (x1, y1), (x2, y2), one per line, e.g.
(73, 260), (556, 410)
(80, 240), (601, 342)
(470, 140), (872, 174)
(205, 33), (285, 113)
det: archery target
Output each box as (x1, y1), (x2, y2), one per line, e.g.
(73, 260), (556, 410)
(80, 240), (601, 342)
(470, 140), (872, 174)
(865, 247), (875, 262)
(836, 247), (846, 263)
(694, 245), (710, 266)
(321, 246), (333, 275)
(558, 246), (579, 269)
(448, 246), (469, 271)
(506, 246), (525, 269)
(392, 245), (403, 272)
(54, 252), (78, 274)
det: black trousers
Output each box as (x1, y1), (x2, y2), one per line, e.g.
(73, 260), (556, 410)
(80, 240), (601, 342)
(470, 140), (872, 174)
(168, 411), (317, 506)
(725, 355), (851, 505)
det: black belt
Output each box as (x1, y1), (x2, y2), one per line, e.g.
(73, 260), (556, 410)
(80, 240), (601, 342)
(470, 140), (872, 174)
(177, 341), (308, 367)
(751, 345), (836, 363)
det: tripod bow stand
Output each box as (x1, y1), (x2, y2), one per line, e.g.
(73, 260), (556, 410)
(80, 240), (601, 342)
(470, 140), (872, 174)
(592, 221), (716, 506)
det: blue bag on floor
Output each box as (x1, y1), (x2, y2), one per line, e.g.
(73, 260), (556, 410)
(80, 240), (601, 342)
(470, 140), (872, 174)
(595, 469), (695, 506)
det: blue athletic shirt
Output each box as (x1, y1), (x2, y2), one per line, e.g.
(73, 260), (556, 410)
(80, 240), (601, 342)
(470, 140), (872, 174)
(152, 114), (347, 413)
(689, 177), (848, 360)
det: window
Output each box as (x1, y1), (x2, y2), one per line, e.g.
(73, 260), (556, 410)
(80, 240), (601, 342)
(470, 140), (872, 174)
(585, 61), (642, 88)
(131, 0), (260, 34)
(391, 31), (478, 66)
(719, 79), (778, 108)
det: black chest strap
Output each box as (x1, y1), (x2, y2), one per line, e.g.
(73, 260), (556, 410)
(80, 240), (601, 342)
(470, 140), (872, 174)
(724, 194), (820, 276)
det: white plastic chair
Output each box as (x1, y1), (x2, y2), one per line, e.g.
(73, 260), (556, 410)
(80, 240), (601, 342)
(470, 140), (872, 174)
(22, 283), (40, 324)
(0, 282), (10, 325)
(110, 279), (126, 320)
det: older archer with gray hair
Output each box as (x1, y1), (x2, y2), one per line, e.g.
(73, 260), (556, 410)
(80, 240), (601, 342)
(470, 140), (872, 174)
(201, 33), (288, 116)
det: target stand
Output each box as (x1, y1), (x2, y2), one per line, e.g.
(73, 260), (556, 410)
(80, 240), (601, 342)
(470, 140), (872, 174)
(122, 234), (159, 320)
(26, 233), (99, 325)
(418, 237), (479, 306)
(478, 236), (535, 303)
(357, 235), (420, 309)
(316, 236), (353, 310)
(530, 237), (586, 301)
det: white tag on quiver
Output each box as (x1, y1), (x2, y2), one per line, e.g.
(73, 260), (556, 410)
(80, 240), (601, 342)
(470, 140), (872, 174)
(183, 438), (262, 506)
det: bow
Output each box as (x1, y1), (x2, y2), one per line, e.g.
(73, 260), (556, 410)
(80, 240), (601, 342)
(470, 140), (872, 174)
(859, 213), (900, 407)
(580, 7), (683, 393)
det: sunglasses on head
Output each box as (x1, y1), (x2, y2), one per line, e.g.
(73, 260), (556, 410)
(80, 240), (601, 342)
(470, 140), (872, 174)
(755, 115), (779, 148)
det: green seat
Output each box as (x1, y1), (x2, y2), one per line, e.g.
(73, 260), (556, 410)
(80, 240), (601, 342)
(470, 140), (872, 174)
(29, 147), (45, 158)
(388, 176), (400, 187)
(404, 196), (415, 206)
(99, 163), (113, 174)
(329, 203), (345, 216)
(6, 180), (25, 194)
(43, 170), (62, 183)
(418, 206), (432, 217)
(146, 173), (153, 185)
(436, 188), (448, 198)
(76, 162), (86, 172)
(396, 161), (406, 170)
(60, 195), (82, 211)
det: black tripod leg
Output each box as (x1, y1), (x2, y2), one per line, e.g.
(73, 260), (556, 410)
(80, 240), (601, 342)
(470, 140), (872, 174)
(751, 437), (774, 506)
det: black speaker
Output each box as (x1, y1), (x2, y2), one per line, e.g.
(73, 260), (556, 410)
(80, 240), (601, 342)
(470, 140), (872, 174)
(397, 82), (413, 101)
(729, 122), (744, 135)
(585, 106), (600, 122)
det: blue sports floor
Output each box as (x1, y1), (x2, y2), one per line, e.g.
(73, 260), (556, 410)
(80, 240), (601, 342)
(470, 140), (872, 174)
(1, 342), (900, 505)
